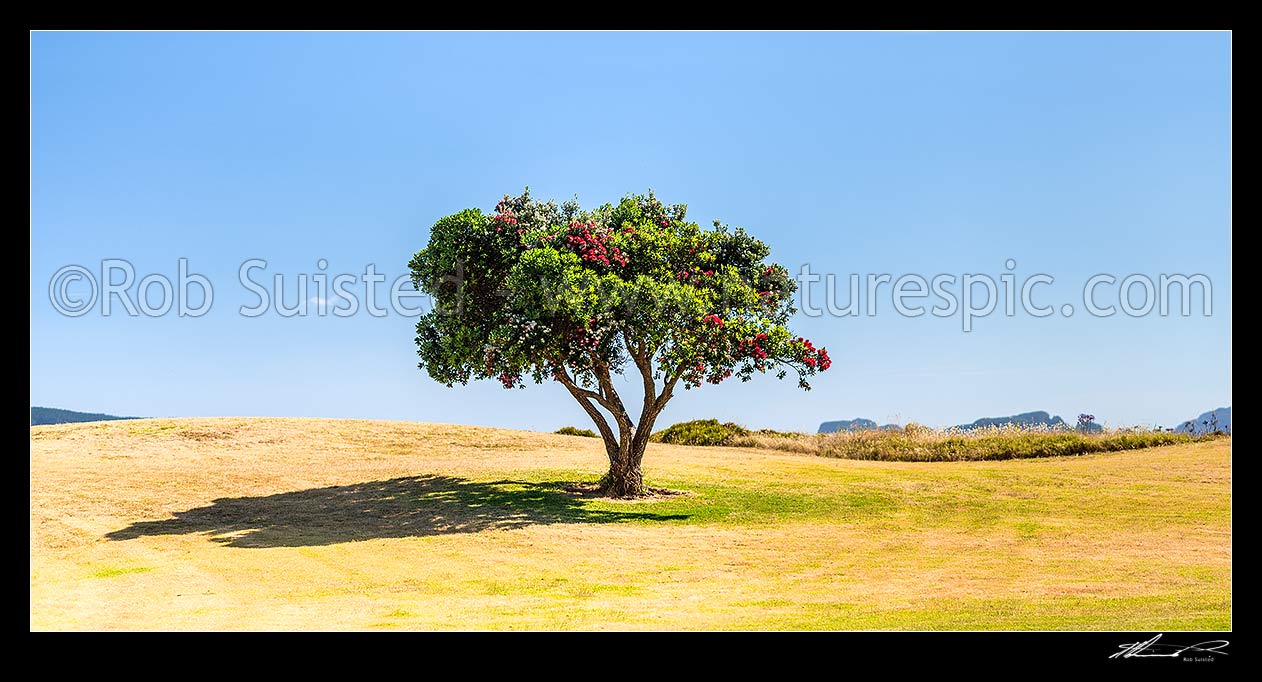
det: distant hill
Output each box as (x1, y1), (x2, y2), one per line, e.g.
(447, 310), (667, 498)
(819, 410), (1105, 434)
(954, 410), (1102, 433)
(818, 418), (901, 434)
(1174, 407), (1231, 435)
(955, 410), (1062, 430)
(31, 407), (138, 426)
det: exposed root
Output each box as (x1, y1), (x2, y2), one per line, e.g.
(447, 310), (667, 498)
(564, 482), (689, 501)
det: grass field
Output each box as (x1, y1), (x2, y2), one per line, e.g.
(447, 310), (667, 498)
(30, 418), (1231, 630)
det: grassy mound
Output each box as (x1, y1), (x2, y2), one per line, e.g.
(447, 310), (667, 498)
(651, 419), (749, 446)
(555, 426), (598, 438)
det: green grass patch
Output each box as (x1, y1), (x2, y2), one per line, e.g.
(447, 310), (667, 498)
(579, 480), (899, 525)
(91, 565), (153, 578)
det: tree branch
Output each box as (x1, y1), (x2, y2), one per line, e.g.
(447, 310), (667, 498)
(557, 358), (626, 418)
(625, 333), (663, 446)
(655, 361), (688, 410)
(553, 367), (618, 463)
(589, 352), (634, 439)
(624, 334), (658, 412)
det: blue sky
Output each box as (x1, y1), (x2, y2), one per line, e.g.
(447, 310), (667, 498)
(30, 31), (1231, 431)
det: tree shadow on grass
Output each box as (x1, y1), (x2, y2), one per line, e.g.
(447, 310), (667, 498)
(105, 475), (690, 548)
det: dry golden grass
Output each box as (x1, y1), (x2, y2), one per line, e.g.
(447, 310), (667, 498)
(688, 420), (1211, 461)
(30, 418), (1231, 630)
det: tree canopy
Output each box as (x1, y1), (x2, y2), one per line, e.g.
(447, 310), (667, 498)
(410, 189), (830, 496)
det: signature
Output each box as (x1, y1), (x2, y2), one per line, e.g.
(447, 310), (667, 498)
(1110, 634), (1230, 659)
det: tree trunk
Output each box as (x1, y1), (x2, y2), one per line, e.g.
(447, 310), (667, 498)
(554, 351), (671, 499)
(600, 438), (648, 498)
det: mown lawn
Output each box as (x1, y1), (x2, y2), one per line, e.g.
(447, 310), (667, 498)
(30, 418), (1231, 630)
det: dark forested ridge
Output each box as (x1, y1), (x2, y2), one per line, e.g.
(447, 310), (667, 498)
(31, 407), (138, 426)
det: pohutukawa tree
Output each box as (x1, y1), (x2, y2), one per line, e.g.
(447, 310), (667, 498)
(409, 190), (831, 497)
